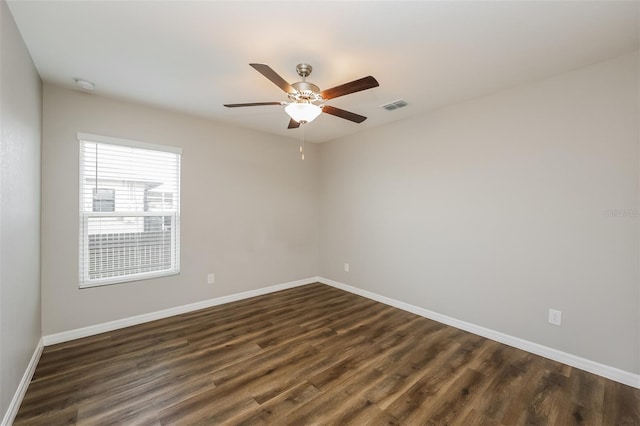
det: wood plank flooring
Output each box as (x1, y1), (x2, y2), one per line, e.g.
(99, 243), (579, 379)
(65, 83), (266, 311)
(14, 283), (640, 425)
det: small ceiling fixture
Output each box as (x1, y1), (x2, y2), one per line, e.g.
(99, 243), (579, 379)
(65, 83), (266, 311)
(74, 78), (95, 92)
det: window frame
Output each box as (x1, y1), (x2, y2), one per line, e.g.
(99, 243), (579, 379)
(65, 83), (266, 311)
(78, 132), (181, 288)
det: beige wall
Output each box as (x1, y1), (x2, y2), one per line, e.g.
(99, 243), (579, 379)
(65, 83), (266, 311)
(0, 0), (42, 418)
(319, 52), (639, 374)
(41, 84), (319, 335)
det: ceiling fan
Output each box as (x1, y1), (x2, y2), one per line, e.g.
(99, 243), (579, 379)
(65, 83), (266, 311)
(224, 63), (379, 129)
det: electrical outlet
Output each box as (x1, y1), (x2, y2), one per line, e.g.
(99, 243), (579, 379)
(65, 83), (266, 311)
(548, 308), (562, 326)
(344, 263), (350, 273)
(207, 273), (215, 284)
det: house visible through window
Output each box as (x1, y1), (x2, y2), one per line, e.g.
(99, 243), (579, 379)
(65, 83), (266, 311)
(92, 188), (115, 212)
(144, 190), (173, 232)
(78, 133), (181, 288)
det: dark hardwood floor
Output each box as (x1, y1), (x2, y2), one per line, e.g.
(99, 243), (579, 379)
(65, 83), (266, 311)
(14, 283), (639, 425)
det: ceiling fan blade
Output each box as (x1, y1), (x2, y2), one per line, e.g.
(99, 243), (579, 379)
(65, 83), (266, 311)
(223, 102), (283, 108)
(287, 118), (301, 129)
(320, 76), (379, 100)
(250, 63), (295, 94)
(322, 105), (367, 123)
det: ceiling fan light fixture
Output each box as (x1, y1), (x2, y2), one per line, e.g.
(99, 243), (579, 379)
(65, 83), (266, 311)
(285, 102), (322, 124)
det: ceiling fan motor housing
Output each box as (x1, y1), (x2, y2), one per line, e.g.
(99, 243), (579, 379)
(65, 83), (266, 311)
(289, 81), (323, 103)
(291, 63), (323, 102)
(292, 81), (320, 93)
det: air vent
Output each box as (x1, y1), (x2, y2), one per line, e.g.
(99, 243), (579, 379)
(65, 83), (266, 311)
(380, 99), (408, 111)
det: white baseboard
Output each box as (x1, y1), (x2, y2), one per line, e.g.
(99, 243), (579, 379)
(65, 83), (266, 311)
(43, 277), (316, 346)
(1, 338), (44, 426)
(317, 277), (640, 389)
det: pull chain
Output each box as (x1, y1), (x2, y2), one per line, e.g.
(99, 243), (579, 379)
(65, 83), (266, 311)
(299, 123), (305, 160)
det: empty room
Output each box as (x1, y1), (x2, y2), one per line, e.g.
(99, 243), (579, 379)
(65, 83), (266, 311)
(1, 0), (639, 424)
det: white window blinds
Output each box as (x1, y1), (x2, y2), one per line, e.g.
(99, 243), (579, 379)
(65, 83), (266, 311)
(78, 133), (181, 288)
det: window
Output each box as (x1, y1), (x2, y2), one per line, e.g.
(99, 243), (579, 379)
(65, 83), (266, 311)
(79, 133), (181, 288)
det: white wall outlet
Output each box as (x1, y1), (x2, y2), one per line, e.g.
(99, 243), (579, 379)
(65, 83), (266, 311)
(344, 263), (350, 273)
(548, 308), (562, 326)
(207, 273), (215, 284)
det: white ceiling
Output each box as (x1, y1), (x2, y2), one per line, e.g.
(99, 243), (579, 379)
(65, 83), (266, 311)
(7, 1), (639, 143)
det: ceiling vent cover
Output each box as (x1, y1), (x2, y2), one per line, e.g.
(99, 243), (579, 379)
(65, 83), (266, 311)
(381, 99), (408, 111)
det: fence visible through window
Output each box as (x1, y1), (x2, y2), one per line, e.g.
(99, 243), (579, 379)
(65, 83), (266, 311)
(88, 229), (173, 280)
